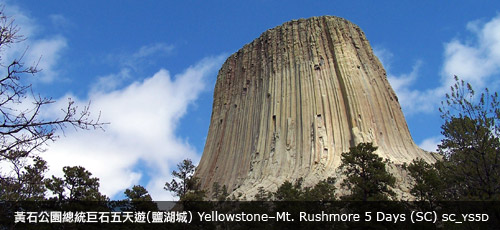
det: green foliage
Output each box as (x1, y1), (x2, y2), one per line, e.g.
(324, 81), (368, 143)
(211, 182), (229, 201)
(266, 177), (336, 201)
(19, 157), (48, 201)
(254, 186), (272, 201)
(438, 76), (500, 200)
(407, 158), (444, 204)
(164, 158), (205, 200)
(180, 177), (206, 201)
(164, 159), (195, 198)
(124, 185), (158, 211)
(303, 177), (336, 201)
(45, 166), (108, 201)
(273, 178), (304, 201)
(340, 142), (395, 201)
(124, 185), (152, 201)
(0, 156), (48, 201)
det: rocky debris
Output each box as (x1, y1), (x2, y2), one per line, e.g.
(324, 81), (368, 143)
(195, 16), (438, 199)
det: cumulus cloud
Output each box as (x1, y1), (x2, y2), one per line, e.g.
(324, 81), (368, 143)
(375, 48), (440, 115)
(91, 42), (177, 100)
(386, 61), (442, 115)
(25, 36), (67, 82)
(418, 136), (442, 153)
(2, 4), (67, 83)
(381, 14), (500, 116)
(91, 68), (132, 93)
(373, 47), (394, 71)
(93, 43), (174, 93)
(378, 15), (500, 154)
(442, 15), (500, 89)
(0, 2), (223, 200)
(43, 56), (224, 200)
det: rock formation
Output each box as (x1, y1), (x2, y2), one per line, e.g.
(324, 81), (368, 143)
(195, 16), (437, 199)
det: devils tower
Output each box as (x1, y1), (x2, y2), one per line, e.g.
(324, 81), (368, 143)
(195, 16), (437, 198)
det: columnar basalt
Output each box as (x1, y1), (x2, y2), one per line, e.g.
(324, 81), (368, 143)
(195, 16), (437, 198)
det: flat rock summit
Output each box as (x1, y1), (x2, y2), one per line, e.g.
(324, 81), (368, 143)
(195, 16), (437, 199)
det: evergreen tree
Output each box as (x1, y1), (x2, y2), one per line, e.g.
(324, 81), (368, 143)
(303, 177), (337, 201)
(254, 186), (272, 201)
(124, 185), (158, 211)
(164, 158), (205, 200)
(407, 158), (444, 208)
(124, 185), (153, 201)
(211, 182), (229, 201)
(273, 178), (304, 201)
(438, 76), (500, 200)
(340, 142), (395, 201)
(45, 166), (107, 201)
(0, 156), (48, 201)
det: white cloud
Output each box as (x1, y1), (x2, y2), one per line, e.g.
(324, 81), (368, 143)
(26, 36), (67, 82)
(133, 43), (173, 60)
(377, 49), (440, 115)
(380, 15), (500, 154)
(382, 14), (500, 116)
(0, 3), (223, 200)
(373, 47), (394, 71)
(386, 61), (443, 115)
(1, 3), (67, 83)
(93, 43), (175, 93)
(91, 68), (132, 93)
(442, 15), (500, 89)
(418, 136), (442, 153)
(375, 47), (441, 115)
(49, 14), (72, 29)
(44, 56), (224, 200)
(105, 43), (174, 72)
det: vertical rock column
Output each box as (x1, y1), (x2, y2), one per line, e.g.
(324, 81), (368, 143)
(195, 16), (436, 198)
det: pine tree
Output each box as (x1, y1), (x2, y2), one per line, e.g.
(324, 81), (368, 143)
(340, 142), (395, 201)
(0, 156), (48, 201)
(273, 178), (304, 201)
(164, 158), (205, 200)
(45, 166), (107, 201)
(211, 182), (229, 201)
(124, 185), (158, 211)
(438, 76), (500, 200)
(407, 158), (443, 208)
(303, 177), (336, 201)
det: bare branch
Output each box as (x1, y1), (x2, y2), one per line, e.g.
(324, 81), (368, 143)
(0, 5), (108, 201)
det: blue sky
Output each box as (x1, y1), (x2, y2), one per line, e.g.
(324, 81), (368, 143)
(3, 1), (500, 200)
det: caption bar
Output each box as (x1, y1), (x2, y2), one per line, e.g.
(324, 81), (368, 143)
(14, 210), (489, 225)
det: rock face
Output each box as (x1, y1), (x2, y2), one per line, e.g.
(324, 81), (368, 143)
(195, 16), (437, 198)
